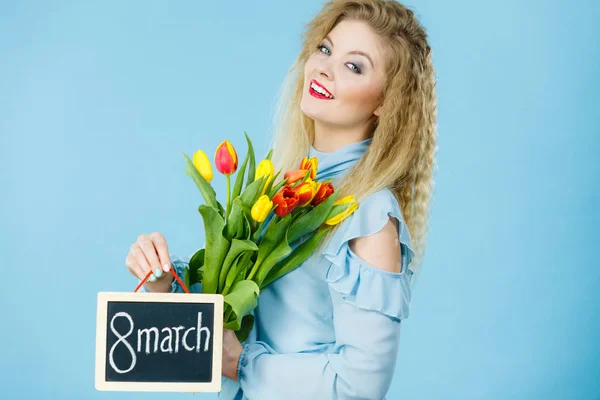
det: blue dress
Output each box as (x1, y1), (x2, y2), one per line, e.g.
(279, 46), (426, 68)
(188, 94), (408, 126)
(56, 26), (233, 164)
(140, 137), (416, 399)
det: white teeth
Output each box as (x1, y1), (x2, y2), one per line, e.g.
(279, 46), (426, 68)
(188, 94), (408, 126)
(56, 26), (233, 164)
(311, 82), (333, 98)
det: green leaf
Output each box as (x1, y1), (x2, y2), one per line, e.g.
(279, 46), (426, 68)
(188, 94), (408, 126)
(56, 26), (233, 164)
(223, 279), (260, 331)
(286, 191), (340, 244)
(327, 203), (351, 218)
(217, 201), (225, 217)
(291, 206), (310, 223)
(235, 314), (255, 342)
(250, 209), (274, 243)
(197, 265), (205, 283)
(268, 172), (287, 198)
(237, 198), (253, 221)
(218, 239), (258, 293)
(198, 205), (231, 294)
(324, 200), (359, 225)
(189, 248), (205, 270)
(240, 175), (266, 210)
(261, 226), (333, 289)
(248, 214), (291, 283)
(223, 251), (254, 295)
(237, 200), (255, 239)
(183, 264), (190, 288)
(264, 170), (281, 199)
(232, 139), (251, 202)
(224, 199), (245, 241)
(244, 132), (256, 189)
(225, 178), (264, 240)
(253, 218), (293, 287)
(254, 214), (290, 267)
(182, 153), (219, 211)
(188, 248), (205, 285)
(265, 148), (273, 161)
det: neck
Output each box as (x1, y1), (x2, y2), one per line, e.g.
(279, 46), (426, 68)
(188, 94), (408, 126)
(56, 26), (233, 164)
(312, 119), (373, 153)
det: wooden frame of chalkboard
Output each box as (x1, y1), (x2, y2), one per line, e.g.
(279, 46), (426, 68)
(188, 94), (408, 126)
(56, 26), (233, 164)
(95, 292), (223, 392)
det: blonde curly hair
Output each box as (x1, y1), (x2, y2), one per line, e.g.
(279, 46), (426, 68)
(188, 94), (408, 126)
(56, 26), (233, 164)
(269, 0), (438, 286)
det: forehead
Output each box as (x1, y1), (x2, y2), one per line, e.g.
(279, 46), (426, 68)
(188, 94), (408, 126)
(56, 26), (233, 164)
(327, 19), (385, 61)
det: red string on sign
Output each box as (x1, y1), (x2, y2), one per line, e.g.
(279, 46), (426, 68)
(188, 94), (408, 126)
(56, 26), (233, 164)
(133, 267), (190, 293)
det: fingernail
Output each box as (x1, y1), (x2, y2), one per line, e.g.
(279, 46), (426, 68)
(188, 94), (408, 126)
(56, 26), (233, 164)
(149, 274), (157, 282)
(154, 267), (162, 278)
(163, 263), (171, 272)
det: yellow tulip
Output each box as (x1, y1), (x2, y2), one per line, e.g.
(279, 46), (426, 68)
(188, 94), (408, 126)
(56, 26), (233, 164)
(294, 179), (318, 207)
(325, 195), (358, 226)
(193, 149), (213, 183)
(255, 159), (275, 194)
(300, 156), (318, 180)
(251, 195), (273, 223)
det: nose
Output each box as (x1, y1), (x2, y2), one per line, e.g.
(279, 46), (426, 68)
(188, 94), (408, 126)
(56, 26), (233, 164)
(316, 57), (333, 80)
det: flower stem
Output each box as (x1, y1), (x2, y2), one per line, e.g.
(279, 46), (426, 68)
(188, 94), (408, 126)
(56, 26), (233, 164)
(247, 259), (262, 282)
(226, 175), (231, 220)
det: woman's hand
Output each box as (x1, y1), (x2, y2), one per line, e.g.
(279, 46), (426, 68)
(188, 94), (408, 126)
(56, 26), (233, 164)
(125, 232), (174, 293)
(222, 328), (243, 382)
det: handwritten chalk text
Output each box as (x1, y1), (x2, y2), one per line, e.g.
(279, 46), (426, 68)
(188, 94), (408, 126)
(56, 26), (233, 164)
(108, 311), (211, 374)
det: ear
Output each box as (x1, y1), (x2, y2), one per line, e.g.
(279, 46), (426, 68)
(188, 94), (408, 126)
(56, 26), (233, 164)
(373, 103), (382, 117)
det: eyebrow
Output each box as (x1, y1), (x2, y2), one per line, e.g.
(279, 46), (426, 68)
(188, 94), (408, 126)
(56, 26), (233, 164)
(325, 35), (374, 68)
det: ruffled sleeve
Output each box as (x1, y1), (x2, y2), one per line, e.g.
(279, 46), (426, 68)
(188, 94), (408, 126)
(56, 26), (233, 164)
(322, 188), (415, 321)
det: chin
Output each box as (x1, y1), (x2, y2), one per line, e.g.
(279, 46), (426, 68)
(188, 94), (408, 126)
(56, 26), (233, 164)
(300, 97), (328, 123)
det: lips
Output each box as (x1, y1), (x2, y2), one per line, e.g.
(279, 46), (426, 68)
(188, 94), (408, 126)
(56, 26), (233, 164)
(309, 79), (334, 100)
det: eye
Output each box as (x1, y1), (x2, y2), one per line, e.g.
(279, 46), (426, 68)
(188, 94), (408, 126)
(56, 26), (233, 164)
(316, 43), (362, 74)
(317, 44), (330, 55)
(346, 63), (362, 74)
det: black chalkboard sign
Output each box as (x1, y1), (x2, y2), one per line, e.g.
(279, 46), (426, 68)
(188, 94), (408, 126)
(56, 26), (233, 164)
(95, 292), (223, 392)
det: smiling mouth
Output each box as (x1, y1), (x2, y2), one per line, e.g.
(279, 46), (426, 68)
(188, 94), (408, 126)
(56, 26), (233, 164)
(309, 79), (334, 99)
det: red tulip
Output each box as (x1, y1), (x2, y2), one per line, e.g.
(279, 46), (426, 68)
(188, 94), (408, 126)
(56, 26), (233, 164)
(310, 182), (334, 206)
(272, 186), (300, 217)
(214, 140), (238, 176)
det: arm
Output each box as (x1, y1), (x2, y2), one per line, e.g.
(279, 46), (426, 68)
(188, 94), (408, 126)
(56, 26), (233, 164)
(237, 217), (411, 400)
(238, 288), (402, 399)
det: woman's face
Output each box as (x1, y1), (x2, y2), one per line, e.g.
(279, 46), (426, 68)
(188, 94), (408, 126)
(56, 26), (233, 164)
(300, 19), (387, 129)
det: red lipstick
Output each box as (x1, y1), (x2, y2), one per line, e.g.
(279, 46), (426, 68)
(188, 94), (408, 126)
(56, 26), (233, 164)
(309, 79), (334, 100)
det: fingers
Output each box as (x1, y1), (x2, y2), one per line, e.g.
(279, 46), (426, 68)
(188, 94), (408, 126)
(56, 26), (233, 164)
(126, 232), (173, 286)
(138, 233), (164, 280)
(125, 252), (146, 281)
(130, 240), (154, 281)
(149, 232), (172, 273)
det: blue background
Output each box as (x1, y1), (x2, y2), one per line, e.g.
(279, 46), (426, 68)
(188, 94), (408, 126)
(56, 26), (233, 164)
(1, 0), (598, 398)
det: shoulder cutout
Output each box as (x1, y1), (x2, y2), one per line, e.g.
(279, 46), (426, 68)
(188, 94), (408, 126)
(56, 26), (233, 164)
(323, 190), (414, 320)
(348, 216), (402, 274)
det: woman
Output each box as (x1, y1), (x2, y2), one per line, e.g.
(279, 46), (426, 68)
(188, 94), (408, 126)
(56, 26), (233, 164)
(126, 0), (437, 398)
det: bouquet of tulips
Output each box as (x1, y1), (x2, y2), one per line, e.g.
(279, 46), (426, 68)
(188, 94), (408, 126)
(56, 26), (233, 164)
(181, 132), (358, 341)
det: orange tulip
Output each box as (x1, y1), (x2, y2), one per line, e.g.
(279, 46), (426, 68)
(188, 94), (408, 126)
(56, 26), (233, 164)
(284, 169), (307, 185)
(300, 157), (318, 180)
(293, 180), (317, 207)
(272, 186), (300, 217)
(214, 140), (238, 176)
(310, 182), (334, 206)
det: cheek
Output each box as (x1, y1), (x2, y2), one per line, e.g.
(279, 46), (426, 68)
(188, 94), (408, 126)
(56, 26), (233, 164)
(339, 79), (381, 112)
(304, 56), (317, 80)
